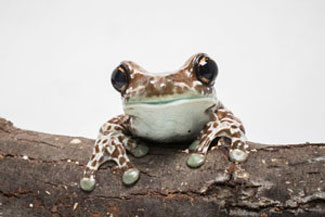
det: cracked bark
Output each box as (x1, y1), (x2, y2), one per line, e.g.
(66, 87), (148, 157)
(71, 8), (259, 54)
(0, 117), (324, 217)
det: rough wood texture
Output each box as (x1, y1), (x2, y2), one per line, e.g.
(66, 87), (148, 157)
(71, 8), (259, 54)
(0, 117), (324, 217)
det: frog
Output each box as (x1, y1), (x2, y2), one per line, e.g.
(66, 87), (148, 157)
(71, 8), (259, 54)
(80, 53), (249, 192)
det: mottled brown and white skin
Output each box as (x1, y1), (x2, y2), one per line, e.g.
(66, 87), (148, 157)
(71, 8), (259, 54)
(80, 53), (249, 192)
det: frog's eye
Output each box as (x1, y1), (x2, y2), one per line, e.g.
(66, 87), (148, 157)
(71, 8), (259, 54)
(194, 54), (218, 86)
(111, 64), (130, 93)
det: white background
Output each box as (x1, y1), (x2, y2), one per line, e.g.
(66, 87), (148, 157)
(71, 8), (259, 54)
(0, 0), (324, 144)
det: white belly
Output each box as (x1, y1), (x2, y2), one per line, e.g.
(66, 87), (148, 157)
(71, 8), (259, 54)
(123, 98), (216, 142)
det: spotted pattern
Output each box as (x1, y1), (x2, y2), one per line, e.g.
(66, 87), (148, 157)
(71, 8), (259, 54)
(83, 114), (140, 181)
(194, 102), (248, 154)
(121, 53), (214, 103)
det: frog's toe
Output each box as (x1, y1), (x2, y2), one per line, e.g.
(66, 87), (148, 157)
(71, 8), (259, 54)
(188, 140), (199, 151)
(80, 177), (96, 192)
(229, 149), (248, 163)
(132, 144), (149, 158)
(187, 153), (206, 168)
(122, 168), (140, 185)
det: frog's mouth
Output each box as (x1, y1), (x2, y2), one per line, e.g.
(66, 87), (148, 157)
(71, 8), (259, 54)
(124, 95), (215, 106)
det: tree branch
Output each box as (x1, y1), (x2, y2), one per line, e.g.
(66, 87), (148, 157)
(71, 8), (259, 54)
(0, 117), (324, 217)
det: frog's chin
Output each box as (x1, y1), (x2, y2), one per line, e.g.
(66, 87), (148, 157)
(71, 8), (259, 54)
(123, 97), (217, 143)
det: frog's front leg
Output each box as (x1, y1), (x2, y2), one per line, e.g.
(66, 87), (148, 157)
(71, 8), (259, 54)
(80, 115), (149, 192)
(187, 103), (249, 168)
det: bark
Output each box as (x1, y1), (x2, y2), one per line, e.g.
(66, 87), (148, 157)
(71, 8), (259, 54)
(0, 117), (324, 217)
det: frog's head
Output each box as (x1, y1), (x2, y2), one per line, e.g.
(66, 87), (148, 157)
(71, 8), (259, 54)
(110, 53), (218, 105)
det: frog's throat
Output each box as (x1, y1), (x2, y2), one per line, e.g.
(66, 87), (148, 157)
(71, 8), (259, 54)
(122, 96), (217, 143)
(124, 95), (215, 105)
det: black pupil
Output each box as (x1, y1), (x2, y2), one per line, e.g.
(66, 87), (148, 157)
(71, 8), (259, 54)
(198, 57), (218, 84)
(111, 66), (128, 92)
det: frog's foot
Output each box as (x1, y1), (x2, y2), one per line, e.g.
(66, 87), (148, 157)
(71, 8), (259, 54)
(129, 143), (149, 158)
(229, 148), (249, 163)
(80, 176), (96, 192)
(187, 153), (206, 168)
(80, 152), (109, 192)
(122, 168), (140, 185)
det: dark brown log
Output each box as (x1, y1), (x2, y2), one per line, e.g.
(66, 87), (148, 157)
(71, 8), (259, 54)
(0, 117), (324, 217)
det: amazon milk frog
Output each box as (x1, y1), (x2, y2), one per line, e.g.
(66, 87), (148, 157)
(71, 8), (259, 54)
(80, 53), (249, 191)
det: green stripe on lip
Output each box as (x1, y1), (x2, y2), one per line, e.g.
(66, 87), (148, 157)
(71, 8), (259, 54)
(124, 96), (213, 105)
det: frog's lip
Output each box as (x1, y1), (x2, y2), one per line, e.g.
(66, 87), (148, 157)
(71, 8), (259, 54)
(124, 96), (214, 105)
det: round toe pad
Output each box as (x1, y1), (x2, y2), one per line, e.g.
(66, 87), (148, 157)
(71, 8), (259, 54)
(80, 177), (96, 192)
(229, 149), (248, 163)
(123, 168), (140, 185)
(187, 153), (206, 168)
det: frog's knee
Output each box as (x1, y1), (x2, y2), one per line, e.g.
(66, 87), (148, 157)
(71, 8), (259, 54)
(122, 168), (140, 185)
(187, 153), (206, 168)
(132, 144), (149, 158)
(80, 177), (96, 192)
(229, 149), (248, 163)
